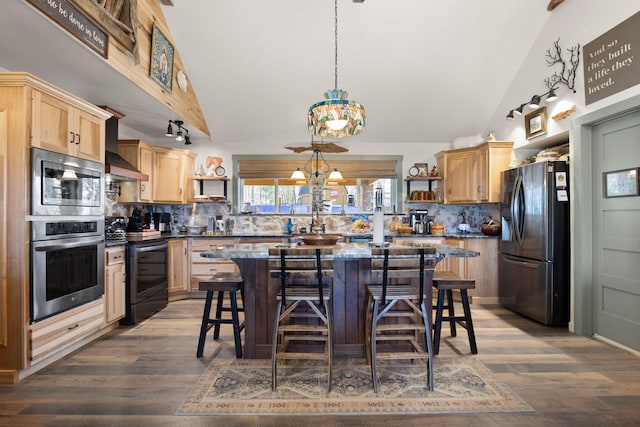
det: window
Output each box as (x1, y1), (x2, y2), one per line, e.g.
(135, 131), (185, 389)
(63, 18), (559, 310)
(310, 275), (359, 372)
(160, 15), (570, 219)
(234, 155), (402, 214)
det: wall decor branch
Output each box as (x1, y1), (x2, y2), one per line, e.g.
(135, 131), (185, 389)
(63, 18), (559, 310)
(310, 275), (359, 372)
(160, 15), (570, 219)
(545, 38), (580, 92)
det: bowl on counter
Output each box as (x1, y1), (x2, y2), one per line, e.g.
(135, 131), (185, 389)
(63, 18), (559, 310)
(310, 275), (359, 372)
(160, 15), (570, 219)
(300, 235), (341, 246)
(187, 225), (207, 235)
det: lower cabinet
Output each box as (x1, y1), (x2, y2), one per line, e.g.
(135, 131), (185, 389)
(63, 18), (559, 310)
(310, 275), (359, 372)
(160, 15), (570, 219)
(190, 238), (239, 292)
(168, 238), (190, 296)
(104, 246), (126, 324)
(437, 237), (499, 304)
(29, 299), (104, 364)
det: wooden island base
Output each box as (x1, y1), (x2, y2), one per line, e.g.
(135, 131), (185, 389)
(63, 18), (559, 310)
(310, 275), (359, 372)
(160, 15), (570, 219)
(232, 257), (434, 359)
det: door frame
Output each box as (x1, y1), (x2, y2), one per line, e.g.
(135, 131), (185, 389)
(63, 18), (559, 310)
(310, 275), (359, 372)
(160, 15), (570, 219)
(570, 92), (640, 337)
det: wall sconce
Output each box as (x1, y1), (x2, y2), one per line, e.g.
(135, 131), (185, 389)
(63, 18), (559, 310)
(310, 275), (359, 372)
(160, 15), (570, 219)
(506, 88), (558, 120)
(165, 120), (191, 144)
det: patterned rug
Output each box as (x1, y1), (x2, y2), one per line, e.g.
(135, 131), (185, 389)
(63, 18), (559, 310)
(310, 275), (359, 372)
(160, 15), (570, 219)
(176, 347), (532, 416)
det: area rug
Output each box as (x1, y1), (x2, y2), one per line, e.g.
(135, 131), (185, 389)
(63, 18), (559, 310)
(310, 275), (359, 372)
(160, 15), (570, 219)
(176, 347), (532, 416)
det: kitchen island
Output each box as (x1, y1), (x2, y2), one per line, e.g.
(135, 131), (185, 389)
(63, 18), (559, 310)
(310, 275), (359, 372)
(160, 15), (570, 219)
(201, 242), (479, 359)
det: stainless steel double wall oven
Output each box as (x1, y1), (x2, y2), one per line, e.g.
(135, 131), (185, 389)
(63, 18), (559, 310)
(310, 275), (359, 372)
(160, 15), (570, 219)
(30, 148), (105, 322)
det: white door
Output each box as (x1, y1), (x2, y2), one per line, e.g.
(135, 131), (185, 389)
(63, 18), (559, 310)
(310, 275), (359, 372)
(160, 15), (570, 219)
(591, 109), (640, 351)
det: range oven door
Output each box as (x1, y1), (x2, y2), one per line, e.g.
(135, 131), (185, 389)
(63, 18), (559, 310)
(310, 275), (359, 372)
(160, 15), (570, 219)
(31, 220), (105, 322)
(31, 147), (104, 216)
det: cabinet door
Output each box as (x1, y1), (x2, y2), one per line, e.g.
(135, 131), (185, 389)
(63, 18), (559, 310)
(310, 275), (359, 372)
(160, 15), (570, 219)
(31, 91), (74, 154)
(168, 239), (189, 295)
(153, 149), (184, 203)
(73, 109), (104, 163)
(105, 262), (126, 324)
(139, 145), (154, 202)
(465, 238), (499, 303)
(476, 147), (489, 201)
(437, 238), (466, 276)
(445, 151), (477, 203)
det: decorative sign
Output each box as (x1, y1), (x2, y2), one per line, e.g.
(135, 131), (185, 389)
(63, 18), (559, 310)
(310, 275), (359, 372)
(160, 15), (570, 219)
(584, 11), (640, 105)
(27, 0), (108, 58)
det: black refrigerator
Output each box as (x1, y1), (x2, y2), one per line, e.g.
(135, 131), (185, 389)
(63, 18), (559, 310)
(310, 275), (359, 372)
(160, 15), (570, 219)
(498, 161), (570, 326)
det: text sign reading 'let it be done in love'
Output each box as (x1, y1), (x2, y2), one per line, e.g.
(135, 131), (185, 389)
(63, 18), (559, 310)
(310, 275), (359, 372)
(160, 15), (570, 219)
(27, 0), (108, 58)
(583, 11), (640, 105)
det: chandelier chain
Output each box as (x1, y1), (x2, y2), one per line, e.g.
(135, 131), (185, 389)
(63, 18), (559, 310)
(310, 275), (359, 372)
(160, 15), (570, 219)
(334, 0), (338, 90)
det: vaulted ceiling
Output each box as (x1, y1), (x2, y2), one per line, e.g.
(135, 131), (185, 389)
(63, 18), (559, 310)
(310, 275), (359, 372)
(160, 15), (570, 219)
(0, 1), (558, 148)
(161, 0), (555, 146)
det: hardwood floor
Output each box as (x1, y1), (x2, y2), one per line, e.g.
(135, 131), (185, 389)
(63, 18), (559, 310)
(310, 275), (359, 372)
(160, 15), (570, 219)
(1, 300), (639, 426)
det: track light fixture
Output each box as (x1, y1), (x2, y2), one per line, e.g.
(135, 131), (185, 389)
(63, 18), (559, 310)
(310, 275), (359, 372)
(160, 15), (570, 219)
(506, 88), (558, 120)
(165, 120), (191, 144)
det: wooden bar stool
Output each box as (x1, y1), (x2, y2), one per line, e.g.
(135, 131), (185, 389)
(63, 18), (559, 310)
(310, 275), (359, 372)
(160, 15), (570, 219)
(432, 270), (477, 355)
(365, 246), (436, 392)
(196, 272), (245, 358)
(268, 246), (334, 392)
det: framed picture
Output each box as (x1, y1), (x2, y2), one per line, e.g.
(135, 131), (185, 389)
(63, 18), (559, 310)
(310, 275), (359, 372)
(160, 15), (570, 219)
(603, 167), (639, 198)
(150, 23), (174, 92)
(525, 107), (547, 140)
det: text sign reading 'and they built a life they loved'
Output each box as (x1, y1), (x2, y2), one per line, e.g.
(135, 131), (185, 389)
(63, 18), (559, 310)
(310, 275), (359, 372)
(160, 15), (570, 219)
(583, 11), (640, 105)
(27, 0), (108, 58)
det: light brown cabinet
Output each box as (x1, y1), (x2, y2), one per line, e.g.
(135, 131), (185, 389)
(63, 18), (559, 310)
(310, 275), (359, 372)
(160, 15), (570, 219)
(190, 238), (239, 293)
(117, 140), (196, 204)
(437, 237), (499, 304)
(0, 73), (111, 383)
(29, 299), (105, 365)
(153, 147), (195, 203)
(104, 246), (126, 324)
(168, 238), (190, 296)
(118, 139), (154, 202)
(31, 90), (106, 162)
(435, 142), (513, 204)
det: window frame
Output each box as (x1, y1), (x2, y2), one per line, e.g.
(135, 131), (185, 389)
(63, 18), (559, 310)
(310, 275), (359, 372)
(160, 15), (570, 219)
(232, 154), (404, 215)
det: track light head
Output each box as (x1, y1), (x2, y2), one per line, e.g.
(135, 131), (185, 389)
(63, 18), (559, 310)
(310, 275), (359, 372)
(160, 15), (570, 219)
(506, 110), (515, 120)
(529, 95), (541, 109)
(546, 88), (558, 102)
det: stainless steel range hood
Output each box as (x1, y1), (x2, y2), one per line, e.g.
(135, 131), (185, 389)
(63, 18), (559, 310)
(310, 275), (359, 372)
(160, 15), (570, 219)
(103, 108), (148, 181)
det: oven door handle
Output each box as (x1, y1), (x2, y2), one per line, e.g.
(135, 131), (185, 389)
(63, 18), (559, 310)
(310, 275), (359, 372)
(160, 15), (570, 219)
(34, 237), (105, 251)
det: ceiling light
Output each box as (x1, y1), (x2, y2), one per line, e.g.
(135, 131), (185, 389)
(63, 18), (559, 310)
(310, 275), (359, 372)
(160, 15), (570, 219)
(506, 110), (515, 120)
(308, 0), (365, 138)
(546, 88), (558, 102)
(328, 168), (343, 180)
(165, 120), (191, 145)
(290, 168), (306, 179)
(529, 95), (541, 109)
(513, 104), (525, 116)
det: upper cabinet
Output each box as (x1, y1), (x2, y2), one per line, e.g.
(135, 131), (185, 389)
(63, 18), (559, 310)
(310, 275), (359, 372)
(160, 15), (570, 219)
(118, 139), (154, 203)
(153, 146), (195, 204)
(435, 141), (513, 204)
(30, 83), (108, 163)
(117, 139), (195, 204)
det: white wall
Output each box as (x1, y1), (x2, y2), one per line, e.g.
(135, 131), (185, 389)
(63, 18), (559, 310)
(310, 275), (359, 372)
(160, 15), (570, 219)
(487, 1), (640, 149)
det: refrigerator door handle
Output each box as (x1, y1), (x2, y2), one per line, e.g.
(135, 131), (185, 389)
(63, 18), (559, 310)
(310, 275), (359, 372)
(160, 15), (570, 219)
(502, 254), (538, 269)
(512, 175), (524, 245)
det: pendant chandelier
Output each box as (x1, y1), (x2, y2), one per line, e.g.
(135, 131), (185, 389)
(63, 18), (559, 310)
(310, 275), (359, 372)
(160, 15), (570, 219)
(307, 0), (365, 138)
(290, 139), (344, 185)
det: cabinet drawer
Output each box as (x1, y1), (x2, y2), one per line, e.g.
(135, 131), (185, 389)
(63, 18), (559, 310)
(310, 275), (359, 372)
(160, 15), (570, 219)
(105, 246), (125, 265)
(29, 299), (104, 364)
(191, 238), (238, 252)
(191, 262), (238, 276)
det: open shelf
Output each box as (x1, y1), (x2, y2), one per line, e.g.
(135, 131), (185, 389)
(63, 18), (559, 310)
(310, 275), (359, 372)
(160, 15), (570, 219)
(191, 176), (229, 201)
(405, 176), (442, 202)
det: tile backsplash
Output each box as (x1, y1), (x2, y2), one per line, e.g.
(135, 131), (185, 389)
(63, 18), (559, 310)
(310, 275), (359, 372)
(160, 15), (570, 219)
(106, 195), (500, 234)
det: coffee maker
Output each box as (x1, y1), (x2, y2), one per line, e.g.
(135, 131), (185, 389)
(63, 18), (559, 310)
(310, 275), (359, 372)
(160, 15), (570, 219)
(410, 209), (435, 235)
(153, 212), (172, 234)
